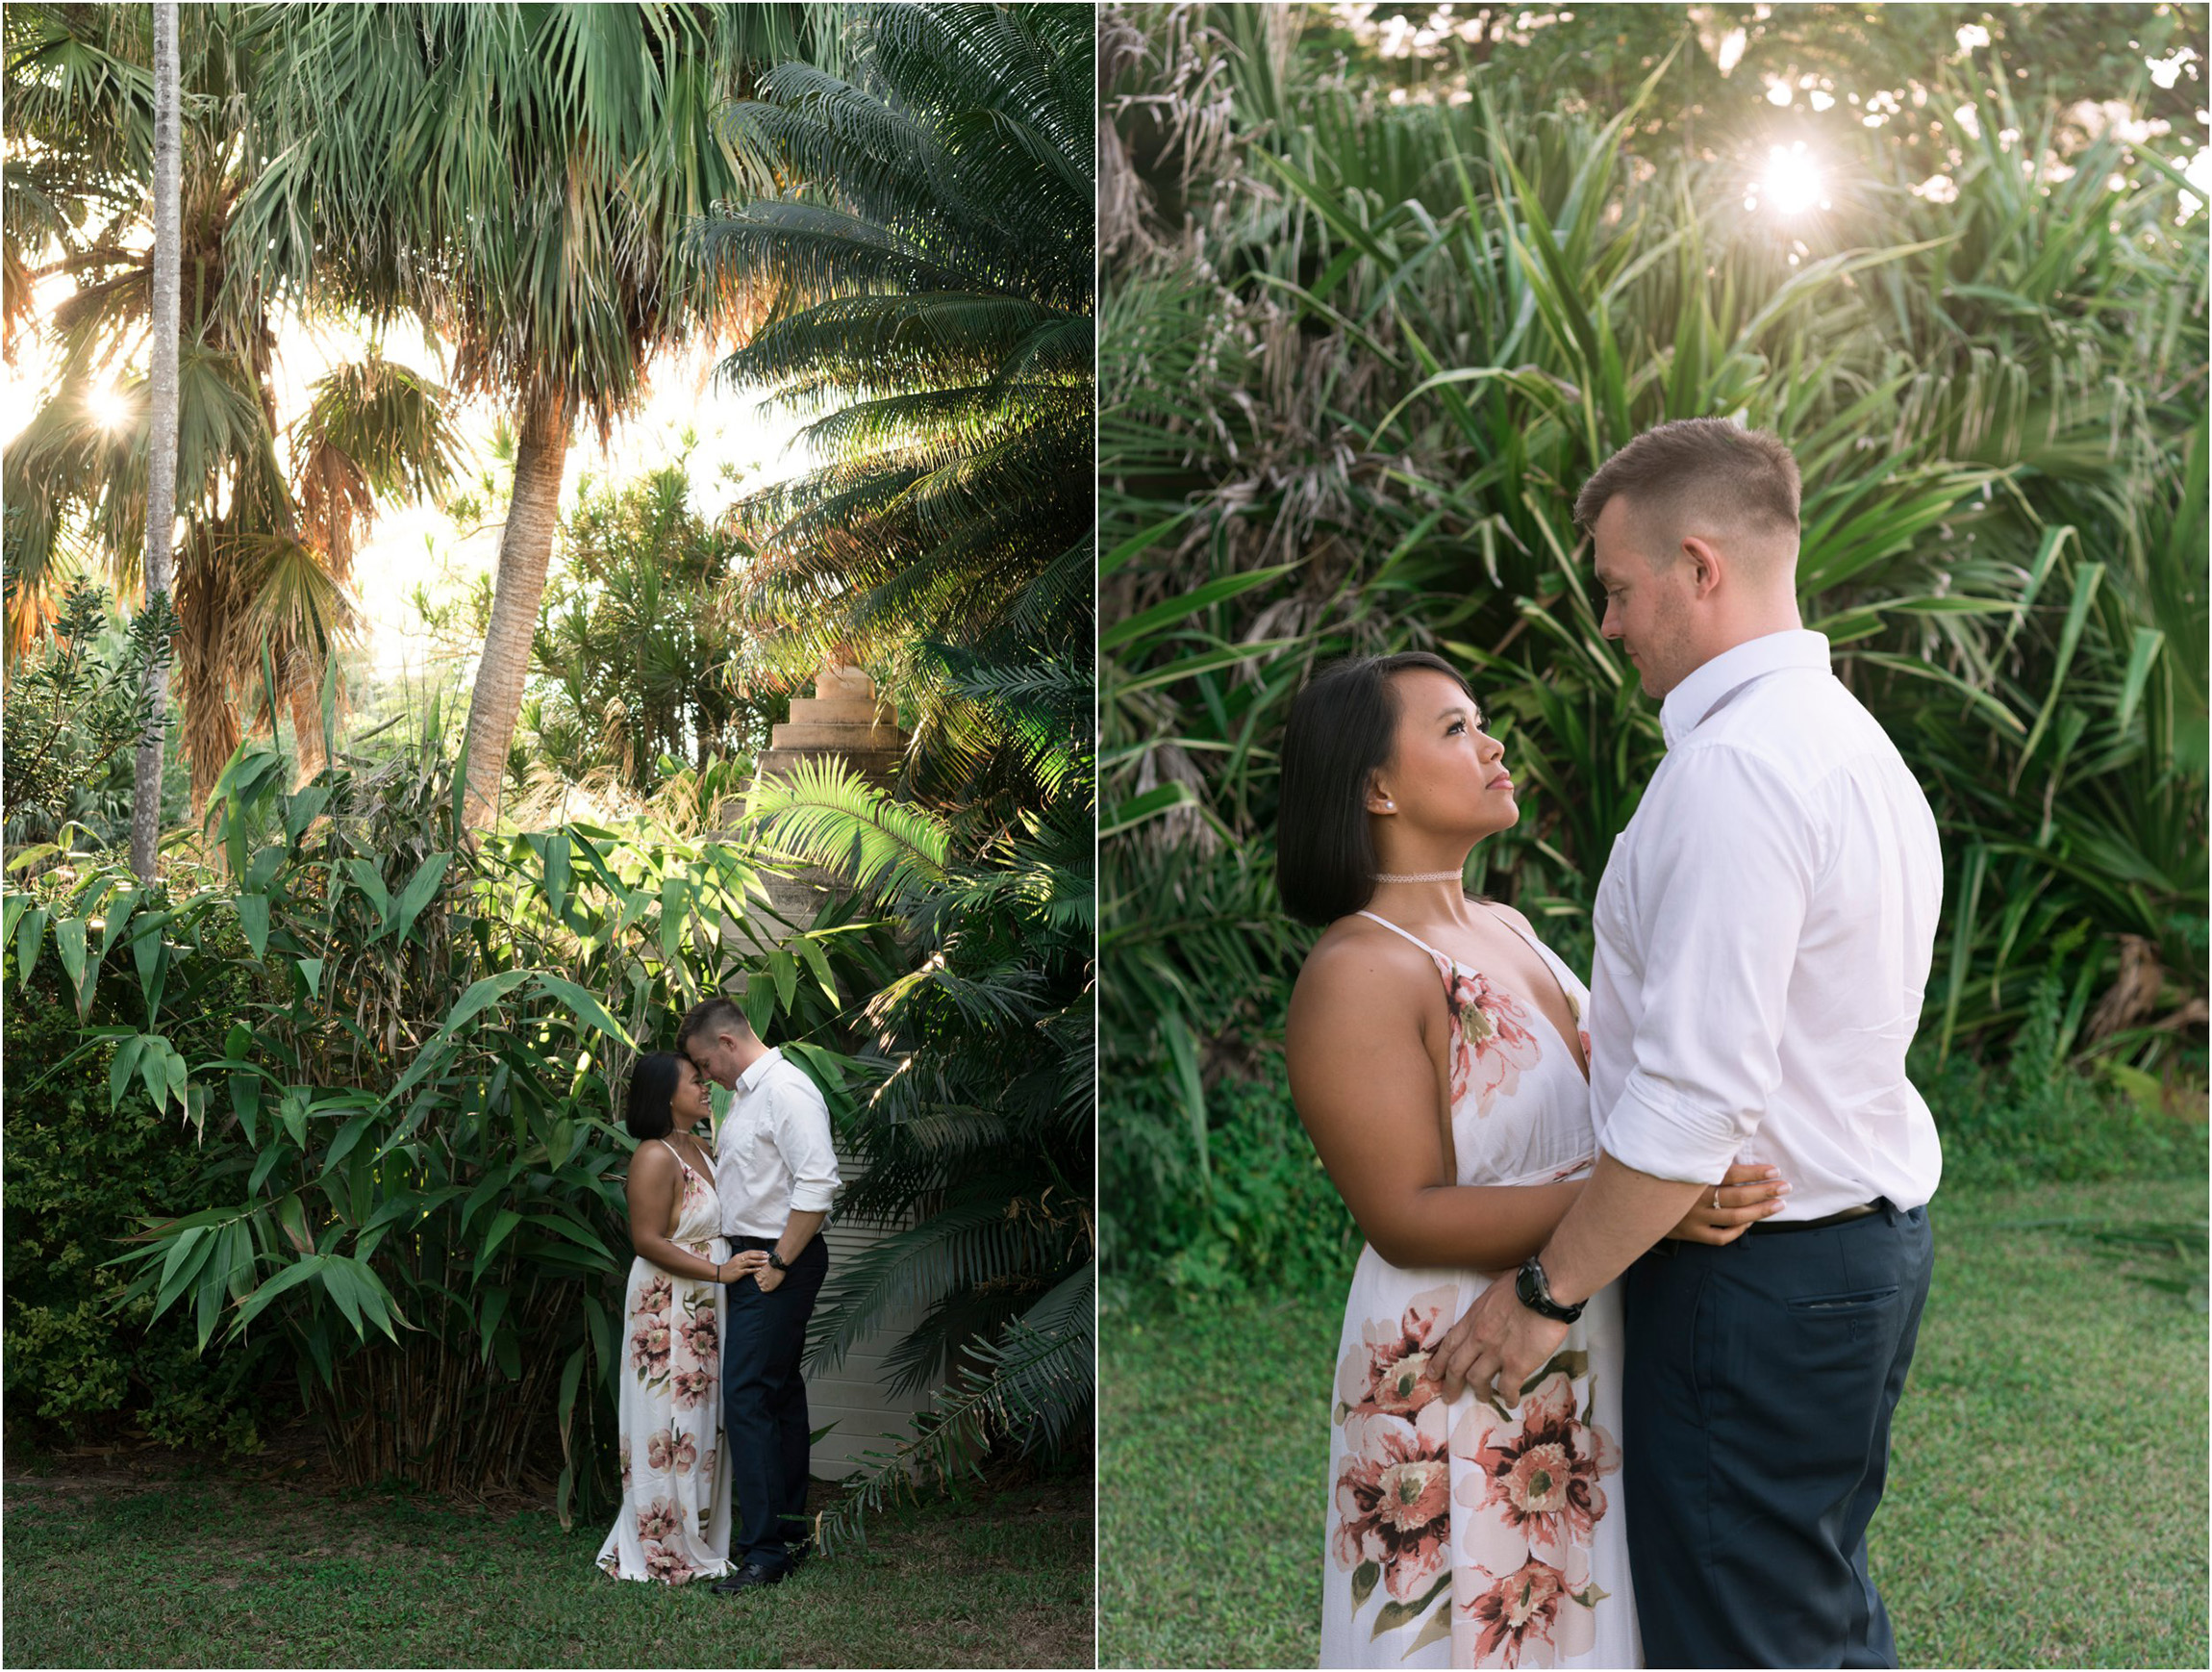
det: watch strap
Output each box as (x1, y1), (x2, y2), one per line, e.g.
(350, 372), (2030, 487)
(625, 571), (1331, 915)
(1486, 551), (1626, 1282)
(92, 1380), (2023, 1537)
(1516, 1254), (1587, 1324)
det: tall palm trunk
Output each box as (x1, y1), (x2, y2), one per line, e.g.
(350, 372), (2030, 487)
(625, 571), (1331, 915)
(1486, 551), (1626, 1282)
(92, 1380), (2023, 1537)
(131, 0), (183, 880)
(461, 390), (572, 829)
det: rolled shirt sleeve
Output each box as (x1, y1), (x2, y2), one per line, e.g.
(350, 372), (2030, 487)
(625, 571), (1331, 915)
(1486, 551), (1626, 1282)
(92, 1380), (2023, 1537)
(1600, 744), (1819, 1185)
(771, 1068), (842, 1216)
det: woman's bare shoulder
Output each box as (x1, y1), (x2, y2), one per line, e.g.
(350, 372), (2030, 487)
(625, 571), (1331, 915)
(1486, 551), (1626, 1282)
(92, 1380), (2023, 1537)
(1295, 916), (1442, 1007)
(626, 1140), (676, 1182)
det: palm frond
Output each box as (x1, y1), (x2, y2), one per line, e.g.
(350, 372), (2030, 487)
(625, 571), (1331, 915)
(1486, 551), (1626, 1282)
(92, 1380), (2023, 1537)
(742, 755), (950, 899)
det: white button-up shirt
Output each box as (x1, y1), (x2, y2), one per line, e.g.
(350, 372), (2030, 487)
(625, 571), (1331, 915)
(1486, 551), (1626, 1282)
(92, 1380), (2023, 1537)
(714, 1047), (842, 1239)
(1587, 629), (1945, 1220)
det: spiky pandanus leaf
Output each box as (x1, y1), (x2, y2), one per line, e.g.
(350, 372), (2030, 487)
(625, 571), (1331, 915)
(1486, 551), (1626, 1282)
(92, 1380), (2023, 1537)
(1098, 5), (2207, 1280)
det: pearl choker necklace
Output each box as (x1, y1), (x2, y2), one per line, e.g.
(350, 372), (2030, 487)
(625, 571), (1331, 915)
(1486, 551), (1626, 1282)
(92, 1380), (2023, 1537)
(1374, 870), (1465, 883)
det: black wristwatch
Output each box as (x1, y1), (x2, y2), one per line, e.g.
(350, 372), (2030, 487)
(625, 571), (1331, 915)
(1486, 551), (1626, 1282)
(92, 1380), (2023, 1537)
(1515, 1254), (1587, 1324)
(767, 1249), (791, 1274)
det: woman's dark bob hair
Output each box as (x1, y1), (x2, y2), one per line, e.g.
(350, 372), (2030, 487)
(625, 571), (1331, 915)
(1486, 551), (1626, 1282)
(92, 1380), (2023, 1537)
(1273, 651), (1475, 926)
(624, 1051), (686, 1142)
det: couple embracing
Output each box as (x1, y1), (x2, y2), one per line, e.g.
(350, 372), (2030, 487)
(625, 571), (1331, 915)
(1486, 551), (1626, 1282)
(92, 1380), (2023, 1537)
(1290, 421), (1942, 1669)
(594, 997), (839, 1591)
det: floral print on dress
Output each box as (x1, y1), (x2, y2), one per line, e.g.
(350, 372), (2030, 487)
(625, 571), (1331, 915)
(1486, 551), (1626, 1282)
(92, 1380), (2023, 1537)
(1462, 1558), (1581, 1669)
(630, 1313), (673, 1383)
(1438, 959), (1543, 1117)
(1321, 910), (1631, 1668)
(1450, 1355), (1620, 1668)
(680, 1302), (718, 1365)
(1331, 1285), (1458, 1639)
(596, 1143), (731, 1583)
(642, 1539), (697, 1583)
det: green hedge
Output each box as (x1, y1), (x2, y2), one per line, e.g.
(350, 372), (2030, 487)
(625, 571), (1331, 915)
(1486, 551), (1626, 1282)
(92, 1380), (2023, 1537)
(3, 918), (286, 1452)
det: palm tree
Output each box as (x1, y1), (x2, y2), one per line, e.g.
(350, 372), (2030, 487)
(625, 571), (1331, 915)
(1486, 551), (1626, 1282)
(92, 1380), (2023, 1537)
(4, 6), (461, 812)
(130, 0), (182, 879)
(691, 1), (1094, 795)
(234, 4), (817, 828)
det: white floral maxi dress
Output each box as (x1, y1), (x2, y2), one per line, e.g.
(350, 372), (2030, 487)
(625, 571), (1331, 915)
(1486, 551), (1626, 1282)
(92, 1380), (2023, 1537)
(1320, 911), (1641, 1670)
(595, 1139), (734, 1583)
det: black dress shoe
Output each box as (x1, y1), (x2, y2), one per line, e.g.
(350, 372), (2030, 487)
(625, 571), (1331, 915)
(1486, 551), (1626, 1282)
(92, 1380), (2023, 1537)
(711, 1560), (788, 1594)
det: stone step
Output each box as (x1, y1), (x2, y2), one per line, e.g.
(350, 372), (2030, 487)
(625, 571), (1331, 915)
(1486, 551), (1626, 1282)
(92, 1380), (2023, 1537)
(786, 695), (894, 728)
(767, 718), (905, 752)
(812, 665), (877, 703)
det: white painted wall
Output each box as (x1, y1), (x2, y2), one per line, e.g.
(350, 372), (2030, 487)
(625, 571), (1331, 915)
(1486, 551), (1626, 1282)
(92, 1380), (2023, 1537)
(806, 1163), (934, 1481)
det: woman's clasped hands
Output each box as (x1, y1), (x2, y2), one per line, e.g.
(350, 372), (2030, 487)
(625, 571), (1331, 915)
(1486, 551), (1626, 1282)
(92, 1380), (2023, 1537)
(714, 1249), (772, 1284)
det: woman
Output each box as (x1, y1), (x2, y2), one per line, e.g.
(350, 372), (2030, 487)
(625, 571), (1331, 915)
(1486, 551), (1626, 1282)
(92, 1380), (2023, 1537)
(1279, 653), (1788, 1668)
(595, 1050), (766, 1583)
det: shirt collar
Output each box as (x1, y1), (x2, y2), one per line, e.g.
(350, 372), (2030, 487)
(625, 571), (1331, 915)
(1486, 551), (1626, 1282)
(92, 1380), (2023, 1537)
(1659, 629), (1831, 748)
(735, 1046), (784, 1096)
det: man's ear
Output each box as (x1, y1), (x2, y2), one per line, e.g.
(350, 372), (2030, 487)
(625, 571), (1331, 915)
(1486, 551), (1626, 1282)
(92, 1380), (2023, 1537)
(1681, 535), (1723, 598)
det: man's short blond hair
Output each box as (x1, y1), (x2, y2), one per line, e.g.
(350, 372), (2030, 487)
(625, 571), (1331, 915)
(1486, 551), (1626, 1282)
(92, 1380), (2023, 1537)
(676, 995), (755, 1053)
(1574, 419), (1801, 559)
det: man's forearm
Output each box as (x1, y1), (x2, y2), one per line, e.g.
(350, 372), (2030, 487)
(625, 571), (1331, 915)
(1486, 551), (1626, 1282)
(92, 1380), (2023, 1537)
(774, 1209), (826, 1265)
(1542, 1152), (1709, 1305)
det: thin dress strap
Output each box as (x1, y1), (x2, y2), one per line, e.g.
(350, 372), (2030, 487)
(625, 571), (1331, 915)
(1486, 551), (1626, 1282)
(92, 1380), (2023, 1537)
(1481, 902), (1557, 968)
(1477, 903), (1582, 999)
(657, 1136), (716, 1187)
(1352, 909), (1457, 969)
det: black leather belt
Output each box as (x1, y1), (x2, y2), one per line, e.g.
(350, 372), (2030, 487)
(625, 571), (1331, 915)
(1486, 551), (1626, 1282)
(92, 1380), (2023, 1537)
(1744, 1199), (1885, 1235)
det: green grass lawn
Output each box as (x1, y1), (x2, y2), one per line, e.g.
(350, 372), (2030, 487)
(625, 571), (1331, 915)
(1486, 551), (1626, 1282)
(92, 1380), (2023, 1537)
(1099, 1176), (2208, 1668)
(0, 1467), (1092, 1668)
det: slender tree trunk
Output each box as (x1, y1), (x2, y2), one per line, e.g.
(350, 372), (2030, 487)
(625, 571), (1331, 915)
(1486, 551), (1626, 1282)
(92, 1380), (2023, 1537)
(461, 390), (573, 829)
(132, 0), (183, 881)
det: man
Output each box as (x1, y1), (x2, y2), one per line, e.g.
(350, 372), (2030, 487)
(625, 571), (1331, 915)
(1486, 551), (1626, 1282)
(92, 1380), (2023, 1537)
(679, 995), (841, 1593)
(1431, 418), (1944, 1668)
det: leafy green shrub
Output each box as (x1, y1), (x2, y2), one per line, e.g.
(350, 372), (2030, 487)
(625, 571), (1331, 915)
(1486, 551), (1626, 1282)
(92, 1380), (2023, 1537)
(516, 456), (788, 799)
(3, 730), (895, 1522)
(1923, 970), (2210, 1191)
(1, 579), (187, 849)
(2, 919), (285, 1453)
(1107, 1074), (1359, 1310)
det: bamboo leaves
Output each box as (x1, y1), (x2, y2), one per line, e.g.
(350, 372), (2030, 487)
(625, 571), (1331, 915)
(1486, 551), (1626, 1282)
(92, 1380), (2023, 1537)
(4, 718), (904, 1513)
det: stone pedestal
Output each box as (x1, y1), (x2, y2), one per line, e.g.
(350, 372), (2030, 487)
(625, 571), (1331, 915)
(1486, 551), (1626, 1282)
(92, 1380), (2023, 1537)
(733, 664), (909, 950)
(753, 663), (905, 789)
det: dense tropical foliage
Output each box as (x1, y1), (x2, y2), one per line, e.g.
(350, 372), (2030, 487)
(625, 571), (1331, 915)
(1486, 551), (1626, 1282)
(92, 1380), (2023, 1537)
(703, 0), (1098, 1525)
(1099, 3), (2208, 1288)
(696, 0), (1095, 803)
(5, 713), (897, 1519)
(5, 0), (1095, 1536)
